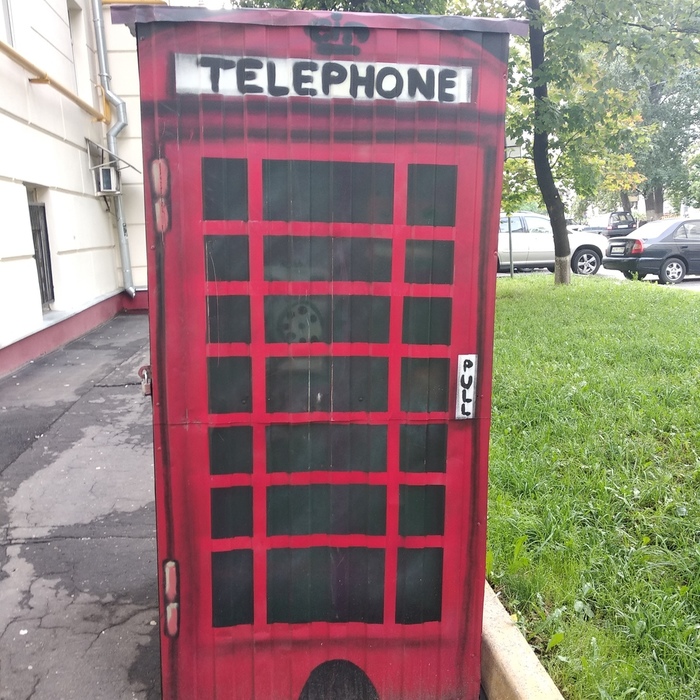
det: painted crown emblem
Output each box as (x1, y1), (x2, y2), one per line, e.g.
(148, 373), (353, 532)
(305, 13), (370, 56)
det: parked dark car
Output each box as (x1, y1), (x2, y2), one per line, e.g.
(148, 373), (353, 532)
(602, 218), (700, 284)
(584, 211), (637, 238)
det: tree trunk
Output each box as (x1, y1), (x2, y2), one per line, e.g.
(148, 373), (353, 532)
(525, 0), (570, 284)
(645, 185), (664, 220)
(620, 191), (632, 213)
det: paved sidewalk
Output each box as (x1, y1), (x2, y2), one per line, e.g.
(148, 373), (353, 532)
(0, 314), (159, 700)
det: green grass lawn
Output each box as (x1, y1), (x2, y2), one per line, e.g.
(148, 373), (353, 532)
(488, 274), (700, 700)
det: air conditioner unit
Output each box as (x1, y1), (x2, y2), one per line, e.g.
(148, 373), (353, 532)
(96, 166), (120, 195)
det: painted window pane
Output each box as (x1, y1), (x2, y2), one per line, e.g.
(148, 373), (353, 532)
(267, 424), (387, 473)
(266, 357), (388, 413)
(205, 236), (249, 282)
(263, 236), (392, 282)
(212, 550), (253, 627)
(202, 158), (248, 221)
(402, 297), (452, 345)
(264, 295), (390, 344)
(407, 164), (457, 227)
(398, 485), (445, 536)
(404, 240), (454, 284)
(395, 548), (443, 624)
(208, 357), (252, 414)
(399, 424), (447, 473)
(267, 547), (385, 624)
(211, 486), (253, 538)
(400, 358), (450, 412)
(263, 160), (393, 223)
(207, 295), (251, 343)
(209, 426), (253, 474)
(267, 485), (386, 536)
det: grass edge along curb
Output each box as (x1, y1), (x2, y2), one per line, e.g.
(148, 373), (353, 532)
(482, 582), (565, 700)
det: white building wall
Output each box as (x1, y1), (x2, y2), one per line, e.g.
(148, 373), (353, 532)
(0, 0), (143, 351)
(104, 9), (147, 290)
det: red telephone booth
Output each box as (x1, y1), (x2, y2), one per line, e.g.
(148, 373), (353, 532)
(114, 7), (525, 699)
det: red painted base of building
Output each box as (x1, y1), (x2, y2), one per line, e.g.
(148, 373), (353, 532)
(0, 290), (149, 379)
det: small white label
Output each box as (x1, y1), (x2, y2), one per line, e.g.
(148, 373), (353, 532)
(455, 354), (477, 420)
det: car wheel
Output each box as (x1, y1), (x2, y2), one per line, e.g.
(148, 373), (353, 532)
(571, 248), (601, 275)
(659, 258), (686, 284)
(622, 271), (647, 281)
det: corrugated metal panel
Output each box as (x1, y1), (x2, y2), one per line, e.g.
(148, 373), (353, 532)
(119, 9), (514, 699)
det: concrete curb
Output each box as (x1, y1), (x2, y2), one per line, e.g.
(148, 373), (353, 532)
(482, 582), (565, 700)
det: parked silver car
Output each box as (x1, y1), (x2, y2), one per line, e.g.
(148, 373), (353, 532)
(499, 213), (609, 275)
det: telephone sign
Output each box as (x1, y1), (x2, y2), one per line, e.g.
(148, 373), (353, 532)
(113, 7), (525, 699)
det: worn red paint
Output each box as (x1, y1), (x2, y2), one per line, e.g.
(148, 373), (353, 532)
(113, 7), (524, 699)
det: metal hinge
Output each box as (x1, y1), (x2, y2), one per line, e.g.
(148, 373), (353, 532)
(138, 365), (152, 396)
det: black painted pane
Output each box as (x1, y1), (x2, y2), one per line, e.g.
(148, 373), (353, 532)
(333, 238), (392, 282)
(202, 158), (248, 221)
(263, 236), (392, 282)
(267, 485), (386, 536)
(267, 547), (384, 623)
(407, 165), (457, 227)
(263, 160), (393, 223)
(205, 236), (249, 282)
(400, 358), (450, 412)
(264, 235), (332, 281)
(208, 357), (252, 414)
(209, 426), (253, 475)
(399, 485), (445, 536)
(333, 296), (390, 343)
(266, 357), (331, 413)
(399, 424), (447, 473)
(265, 296), (331, 343)
(267, 357), (388, 413)
(211, 487), (253, 539)
(266, 424), (387, 473)
(395, 548), (443, 624)
(207, 296), (250, 343)
(212, 550), (253, 627)
(404, 240), (454, 284)
(264, 296), (390, 344)
(402, 297), (452, 345)
(331, 357), (388, 412)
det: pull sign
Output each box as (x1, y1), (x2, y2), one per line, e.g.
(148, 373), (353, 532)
(455, 354), (478, 420)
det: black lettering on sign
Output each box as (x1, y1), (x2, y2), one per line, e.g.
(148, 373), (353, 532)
(267, 62), (290, 97)
(237, 58), (264, 94)
(293, 61), (319, 97)
(407, 68), (435, 100)
(177, 55), (472, 104)
(376, 66), (403, 99)
(321, 62), (348, 95)
(198, 56), (235, 94)
(438, 69), (458, 103)
(349, 64), (375, 99)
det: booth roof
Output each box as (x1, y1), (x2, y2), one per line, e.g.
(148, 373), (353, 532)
(111, 6), (528, 38)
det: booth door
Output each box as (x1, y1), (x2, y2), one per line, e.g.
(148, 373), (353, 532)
(154, 136), (488, 699)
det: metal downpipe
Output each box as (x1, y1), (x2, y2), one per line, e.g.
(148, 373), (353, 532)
(91, 0), (135, 297)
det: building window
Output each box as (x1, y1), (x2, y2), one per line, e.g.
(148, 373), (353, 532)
(1, 0), (13, 45)
(28, 203), (55, 310)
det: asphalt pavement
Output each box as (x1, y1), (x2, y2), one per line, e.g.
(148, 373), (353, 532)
(0, 314), (158, 700)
